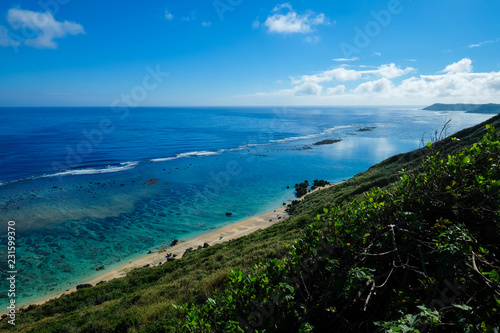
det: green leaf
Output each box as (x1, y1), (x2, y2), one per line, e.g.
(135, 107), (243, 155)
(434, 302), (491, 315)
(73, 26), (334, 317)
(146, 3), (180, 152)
(452, 303), (472, 311)
(483, 270), (500, 284)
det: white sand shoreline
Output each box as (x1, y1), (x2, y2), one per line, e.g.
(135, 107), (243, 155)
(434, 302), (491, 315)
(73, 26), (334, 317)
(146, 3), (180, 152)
(11, 184), (335, 313)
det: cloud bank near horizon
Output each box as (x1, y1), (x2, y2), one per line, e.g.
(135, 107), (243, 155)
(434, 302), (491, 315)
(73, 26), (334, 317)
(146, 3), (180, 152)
(248, 58), (500, 105)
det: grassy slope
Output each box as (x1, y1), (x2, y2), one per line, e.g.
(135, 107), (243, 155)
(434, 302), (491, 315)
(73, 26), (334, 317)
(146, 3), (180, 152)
(3, 114), (499, 332)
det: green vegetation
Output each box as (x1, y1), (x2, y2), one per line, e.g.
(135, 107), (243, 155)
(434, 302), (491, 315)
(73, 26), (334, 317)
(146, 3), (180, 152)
(175, 125), (500, 332)
(2, 115), (499, 332)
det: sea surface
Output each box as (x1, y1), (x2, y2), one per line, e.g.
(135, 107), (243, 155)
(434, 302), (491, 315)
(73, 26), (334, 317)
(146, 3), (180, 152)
(0, 106), (493, 307)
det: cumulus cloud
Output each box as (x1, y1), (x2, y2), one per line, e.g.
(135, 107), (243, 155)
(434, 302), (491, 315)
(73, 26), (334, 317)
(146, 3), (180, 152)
(252, 58), (500, 104)
(354, 78), (393, 94)
(376, 63), (415, 79)
(2, 8), (84, 49)
(202, 22), (212, 27)
(441, 58), (472, 74)
(292, 63), (414, 85)
(393, 71), (500, 99)
(294, 82), (323, 95)
(263, 3), (329, 34)
(326, 85), (346, 95)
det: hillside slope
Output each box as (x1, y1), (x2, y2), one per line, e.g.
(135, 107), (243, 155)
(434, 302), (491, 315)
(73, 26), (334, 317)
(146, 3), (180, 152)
(174, 121), (499, 332)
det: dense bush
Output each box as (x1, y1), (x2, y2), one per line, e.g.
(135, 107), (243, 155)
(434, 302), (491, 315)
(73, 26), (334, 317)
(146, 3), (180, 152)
(175, 126), (500, 332)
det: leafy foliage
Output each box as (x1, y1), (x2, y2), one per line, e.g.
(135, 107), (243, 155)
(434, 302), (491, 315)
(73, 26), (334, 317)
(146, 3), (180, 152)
(176, 126), (500, 332)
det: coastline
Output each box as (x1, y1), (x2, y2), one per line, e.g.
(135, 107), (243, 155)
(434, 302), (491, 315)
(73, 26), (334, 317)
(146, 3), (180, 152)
(16, 184), (334, 312)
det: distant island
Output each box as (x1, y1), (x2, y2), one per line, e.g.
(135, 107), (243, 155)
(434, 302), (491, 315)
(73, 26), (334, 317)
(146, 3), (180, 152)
(423, 103), (500, 114)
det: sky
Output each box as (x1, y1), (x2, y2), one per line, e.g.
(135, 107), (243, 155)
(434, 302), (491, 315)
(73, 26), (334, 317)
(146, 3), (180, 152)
(0, 0), (499, 107)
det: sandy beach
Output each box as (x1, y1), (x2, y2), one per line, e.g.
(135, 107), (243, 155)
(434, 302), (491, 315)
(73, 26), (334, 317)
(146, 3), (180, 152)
(19, 184), (334, 311)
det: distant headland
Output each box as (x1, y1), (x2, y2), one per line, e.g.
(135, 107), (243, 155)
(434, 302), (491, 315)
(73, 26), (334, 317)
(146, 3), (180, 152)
(423, 103), (500, 113)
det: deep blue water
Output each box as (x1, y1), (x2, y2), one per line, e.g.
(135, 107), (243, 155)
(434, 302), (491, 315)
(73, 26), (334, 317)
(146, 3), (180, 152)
(0, 106), (493, 306)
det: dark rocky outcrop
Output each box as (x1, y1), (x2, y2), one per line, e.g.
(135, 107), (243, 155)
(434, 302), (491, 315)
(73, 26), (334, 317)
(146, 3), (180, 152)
(76, 284), (92, 290)
(313, 139), (342, 145)
(295, 181), (310, 197)
(310, 179), (330, 191)
(357, 127), (376, 132)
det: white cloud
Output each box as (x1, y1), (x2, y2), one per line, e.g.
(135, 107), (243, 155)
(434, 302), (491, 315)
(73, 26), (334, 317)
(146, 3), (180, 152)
(354, 78), (393, 94)
(165, 10), (174, 20)
(332, 57), (359, 62)
(202, 22), (212, 27)
(441, 58), (472, 74)
(376, 63), (415, 79)
(3, 8), (84, 49)
(273, 3), (293, 11)
(297, 67), (362, 83)
(468, 39), (498, 48)
(249, 58), (500, 105)
(326, 85), (345, 95)
(393, 71), (500, 100)
(374, 52), (382, 56)
(257, 81), (323, 97)
(294, 82), (323, 95)
(293, 63), (414, 85)
(264, 3), (329, 34)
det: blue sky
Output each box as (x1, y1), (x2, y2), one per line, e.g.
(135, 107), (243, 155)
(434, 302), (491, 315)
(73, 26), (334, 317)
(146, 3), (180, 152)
(0, 0), (499, 106)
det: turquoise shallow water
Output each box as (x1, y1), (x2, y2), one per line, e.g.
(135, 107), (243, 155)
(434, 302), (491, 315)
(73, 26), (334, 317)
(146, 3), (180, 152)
(0, 106), (493, 306)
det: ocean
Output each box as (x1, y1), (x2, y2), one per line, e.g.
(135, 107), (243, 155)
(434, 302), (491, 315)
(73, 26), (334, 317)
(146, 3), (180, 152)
(0, 106), (493, 307)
